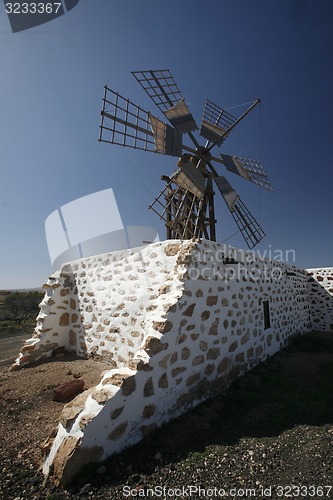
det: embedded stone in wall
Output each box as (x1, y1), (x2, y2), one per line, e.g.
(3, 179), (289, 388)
(14, 239), (327, 486)
(144, 337), (168, 356)
(307, 268), (333, 332)
(109, 422), (128, 441)
(183, 304), (196, 317)
(122, 376), (136, 396)
(209, 318), (219, 335)
(158, 373), (169, 388)
(59, 313), (69, 327)
(206, 296), (218, 306)
(143, 404), (156, 419)
(229, 341), (238, 352)
(111, 407), (124, 420)
(207, 347), (220, 360)
(152, 321), (173, 333)
(144, 377), (154, 397)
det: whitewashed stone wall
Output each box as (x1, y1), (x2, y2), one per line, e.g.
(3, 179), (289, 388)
(11, 243), (183, 369)
(10, 241), (332, 485)
(307, 267), (333, 332)
(11, 271), (85, 366)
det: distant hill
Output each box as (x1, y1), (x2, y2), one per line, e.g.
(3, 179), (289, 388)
(0, 288), (44, 294)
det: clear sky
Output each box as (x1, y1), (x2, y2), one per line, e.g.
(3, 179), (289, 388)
(0, 0), (332, 289)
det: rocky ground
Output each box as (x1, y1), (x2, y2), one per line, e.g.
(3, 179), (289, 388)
(0, 331), (332, 499)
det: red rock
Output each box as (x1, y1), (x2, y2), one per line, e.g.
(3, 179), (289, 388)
(52, 378), (85, 402)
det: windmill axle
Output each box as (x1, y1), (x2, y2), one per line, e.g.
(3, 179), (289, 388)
(195, 146), (212, 164)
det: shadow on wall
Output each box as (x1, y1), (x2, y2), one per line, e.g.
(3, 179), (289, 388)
(67, 331), (333, 491)
(307, 269), (333, 332)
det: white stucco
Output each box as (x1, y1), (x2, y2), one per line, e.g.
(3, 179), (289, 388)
(11, 240), (332, 485)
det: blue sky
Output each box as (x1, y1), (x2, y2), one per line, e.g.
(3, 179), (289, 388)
(0, 0), (332, 289)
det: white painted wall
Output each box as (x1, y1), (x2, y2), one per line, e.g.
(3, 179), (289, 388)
(307, 267), (333, 332)
(11, 241), (332, 485)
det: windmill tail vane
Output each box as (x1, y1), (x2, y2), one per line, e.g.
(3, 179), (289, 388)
(99, 69), (272, 250)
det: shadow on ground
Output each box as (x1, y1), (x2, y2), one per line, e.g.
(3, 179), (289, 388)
(70, 330), (333, 491)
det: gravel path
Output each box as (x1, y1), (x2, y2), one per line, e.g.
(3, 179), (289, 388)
(0, 331), (332, 499)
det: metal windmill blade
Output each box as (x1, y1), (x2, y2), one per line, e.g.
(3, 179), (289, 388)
(213, 176), (266, 249)
(99, 70), (272, 250)
(200, 99), (238, 147)
(132, 69), (198, 134)
(220, 154), (273, 191)
(99, 86), (182, 157)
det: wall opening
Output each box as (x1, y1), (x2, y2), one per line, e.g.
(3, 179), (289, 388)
(263, 300), (271, 330)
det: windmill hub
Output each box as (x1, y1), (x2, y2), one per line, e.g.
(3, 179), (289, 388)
(195, 146), (212, 164)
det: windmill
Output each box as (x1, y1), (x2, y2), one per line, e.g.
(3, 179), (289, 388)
(98, 70), (272, 249)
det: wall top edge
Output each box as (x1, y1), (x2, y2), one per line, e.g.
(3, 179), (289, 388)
(48, 238), (331, 278)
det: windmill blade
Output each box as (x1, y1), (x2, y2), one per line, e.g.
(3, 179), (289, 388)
(214, 176), (266, 249)
(220, 154), (273, 191)
(99, 86), (182, 157)
(200, 99), (238, 146)
(132, 69), (198, 133)
(172, 167), (205, 199)
(175, 155), (206, 199)
(149, 113), (182, 156)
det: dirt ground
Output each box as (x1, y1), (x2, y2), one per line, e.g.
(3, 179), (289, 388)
(0, 331), (332, 499)
(0, 333), (31, 366)
(0, 351), (111, 468)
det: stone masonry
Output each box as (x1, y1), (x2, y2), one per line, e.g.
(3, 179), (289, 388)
(10, 240), (333, 485)
(307, 267), (333, 332)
